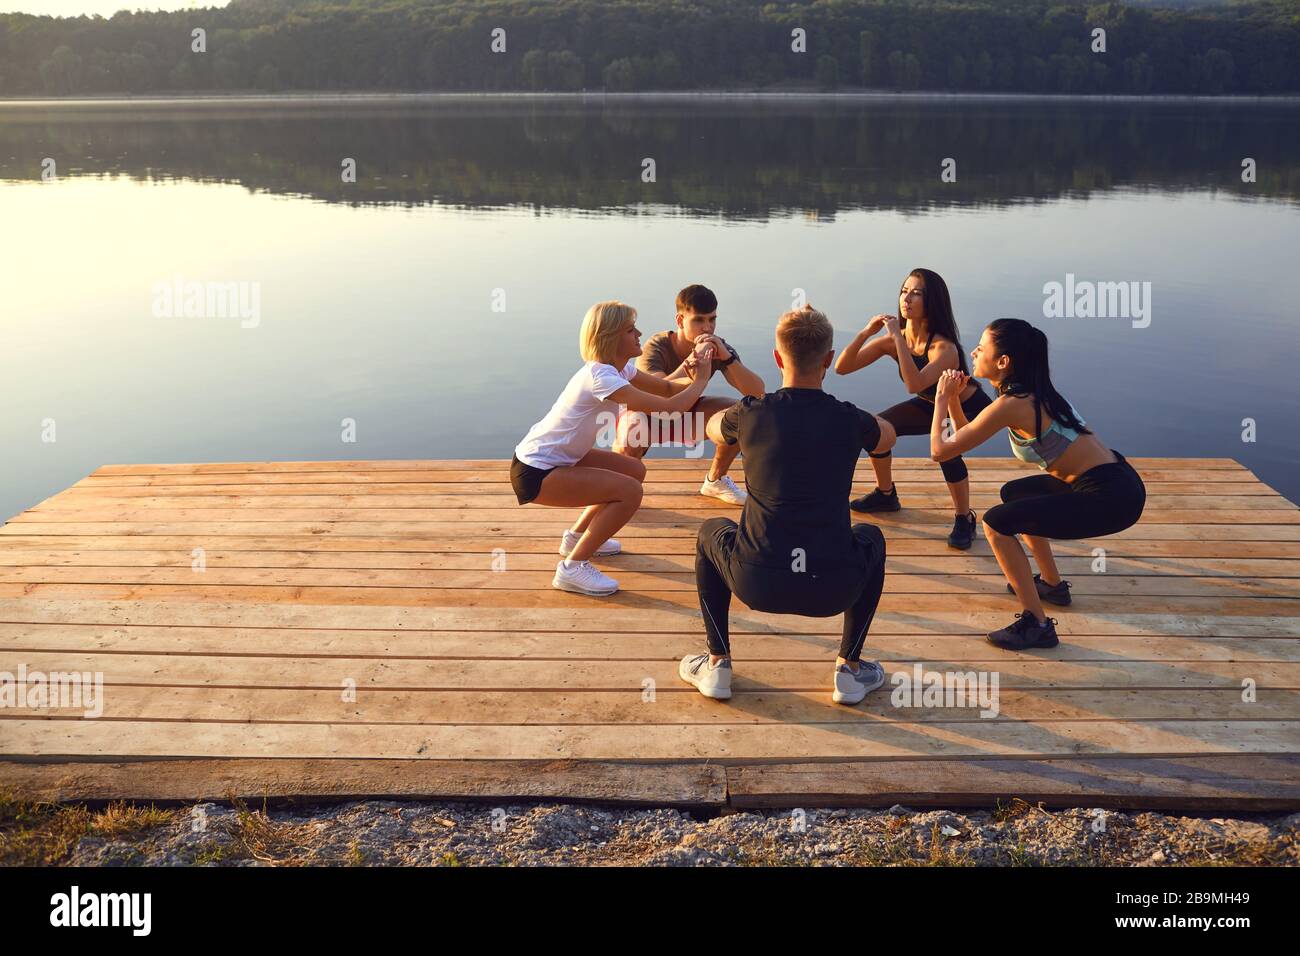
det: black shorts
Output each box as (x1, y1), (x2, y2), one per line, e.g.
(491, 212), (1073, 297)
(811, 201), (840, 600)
(983, 450), (1146, 539)
(510, 454), (555, 505)
(874, 386), (992, 483)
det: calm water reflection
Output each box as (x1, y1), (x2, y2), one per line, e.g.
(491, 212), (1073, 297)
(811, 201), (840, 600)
(2, 97), (1298, 519)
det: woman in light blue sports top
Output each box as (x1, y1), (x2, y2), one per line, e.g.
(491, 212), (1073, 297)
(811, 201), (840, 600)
(928, 318), (1146, 650)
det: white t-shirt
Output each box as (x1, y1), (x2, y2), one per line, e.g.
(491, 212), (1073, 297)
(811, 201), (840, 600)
(515, 359), (637, 469)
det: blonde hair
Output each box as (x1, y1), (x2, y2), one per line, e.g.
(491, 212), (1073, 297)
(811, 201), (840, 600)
(776, 304), (833, 373)
(580, 300), (637, 365)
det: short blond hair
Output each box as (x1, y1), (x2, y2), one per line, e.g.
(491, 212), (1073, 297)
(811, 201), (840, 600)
(776, 305), (833, 373)
(580, 300), (637, 366)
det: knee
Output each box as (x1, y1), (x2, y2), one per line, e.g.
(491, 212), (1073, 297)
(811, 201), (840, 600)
(629, 457), (647, 482)
(982, 507), (1013, 539)
(699, 516), (732, 538)
(940, 456), (968, 483)
(619, 477), (644, 507)
(697, 516), (734, 549)
(852, 522), (886, 564)
(856, 521), (885, 549)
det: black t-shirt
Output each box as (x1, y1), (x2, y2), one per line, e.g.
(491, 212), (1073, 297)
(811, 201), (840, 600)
(720, 387), (881, 572)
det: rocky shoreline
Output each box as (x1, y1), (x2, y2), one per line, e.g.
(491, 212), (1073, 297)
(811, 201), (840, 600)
(16, 798), (1294, 867)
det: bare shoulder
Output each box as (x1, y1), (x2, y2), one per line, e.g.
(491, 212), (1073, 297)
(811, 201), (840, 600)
(928, 338), (960, 363)
(995, 392), (1038, 432)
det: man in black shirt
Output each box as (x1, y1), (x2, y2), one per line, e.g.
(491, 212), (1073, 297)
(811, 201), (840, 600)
(679, 305), (897, 705)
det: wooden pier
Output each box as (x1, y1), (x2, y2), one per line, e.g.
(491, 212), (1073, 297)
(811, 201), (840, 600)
(1, 457), (1297, 811)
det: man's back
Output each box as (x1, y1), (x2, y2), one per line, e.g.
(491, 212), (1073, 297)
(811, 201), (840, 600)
(721, 387), (880, 574)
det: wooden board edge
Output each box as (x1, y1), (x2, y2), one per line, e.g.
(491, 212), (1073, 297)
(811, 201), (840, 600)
(6, 755), (1300, 813)
(0, 757), (728, 809)
(725, 755), (1300, 812)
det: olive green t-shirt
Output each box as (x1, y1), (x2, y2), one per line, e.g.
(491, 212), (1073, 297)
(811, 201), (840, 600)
(637, 330), (738, 380)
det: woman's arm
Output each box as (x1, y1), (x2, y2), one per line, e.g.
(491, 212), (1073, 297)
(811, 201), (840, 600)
(946, 372), (972, 429)
(931, 372), (1013, 461)
(834, 322), (896, 375)
(612, 364), (711, 414)
(894, 329), (959, 396)
(630, 369), (689, 398)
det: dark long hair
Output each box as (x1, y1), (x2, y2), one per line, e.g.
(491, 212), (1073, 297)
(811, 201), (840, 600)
(905, 268), (969, 375)
(987, 318), (1090, 439)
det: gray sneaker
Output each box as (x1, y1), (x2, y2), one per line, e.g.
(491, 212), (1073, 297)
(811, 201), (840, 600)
(832, 660), (886, 705)
(679, 653), (732, 700)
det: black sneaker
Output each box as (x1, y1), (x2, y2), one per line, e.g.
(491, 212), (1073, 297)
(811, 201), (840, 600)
(1006, 574), (1072, 606)
(986, 612), (1059, 650)
(947, 510), (977, 550)
(850, 486), (900, 513)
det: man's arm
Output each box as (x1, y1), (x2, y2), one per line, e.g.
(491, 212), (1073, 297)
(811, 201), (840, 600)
(721, 358), (765, 398)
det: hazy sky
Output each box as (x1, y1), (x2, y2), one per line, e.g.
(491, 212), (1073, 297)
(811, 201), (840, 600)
(0, 1), (230, 15)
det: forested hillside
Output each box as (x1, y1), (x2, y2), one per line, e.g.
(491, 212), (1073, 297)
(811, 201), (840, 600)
(2, 0), (1297, 96)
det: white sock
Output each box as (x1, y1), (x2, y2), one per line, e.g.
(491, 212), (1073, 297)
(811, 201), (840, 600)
(562, 557), (581, 569)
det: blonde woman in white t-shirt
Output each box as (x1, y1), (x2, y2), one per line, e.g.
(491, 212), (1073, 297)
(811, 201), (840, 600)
(512, 300), (714, 596)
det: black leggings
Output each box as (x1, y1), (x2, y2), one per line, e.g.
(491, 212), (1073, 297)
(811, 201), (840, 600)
(983, 450), (1146, 539)
(695, 517), (887, 661)
(870, 387), (992, 484)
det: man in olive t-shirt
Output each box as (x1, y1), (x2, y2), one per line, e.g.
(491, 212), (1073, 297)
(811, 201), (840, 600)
(614, 284), (765, 505)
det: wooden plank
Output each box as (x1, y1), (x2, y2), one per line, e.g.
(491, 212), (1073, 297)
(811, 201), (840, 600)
(4, 756), (1293, 812)
(88, 458), (1251, 476)
(0, 758), (728, 808)
(0, 566), (1295, 599)
(1, 549), (1298, 579)
(2, 598), (1295, 637)
(6, 521), (1298, 540)
(3, 718), (1296, 760)
(3, 685), (1293, 724)
(30, 492), (1297, 511)
(2, 651), (1294, 690)
(4, 625), (1294, 661)
(725, 755), (1300, 811)
(16, 503), (1298, 523)
(2, 535), (1297, 559)
(0, 583), (1292, 617)
(63, 479), (1282, 495)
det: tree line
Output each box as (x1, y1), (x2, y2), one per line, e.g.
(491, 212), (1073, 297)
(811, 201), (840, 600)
(2, 0), (1298, 97)
(6, 100), (1296, 211)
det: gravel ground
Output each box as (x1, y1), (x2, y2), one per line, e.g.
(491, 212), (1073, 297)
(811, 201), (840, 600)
(54, 799), (1300, 867)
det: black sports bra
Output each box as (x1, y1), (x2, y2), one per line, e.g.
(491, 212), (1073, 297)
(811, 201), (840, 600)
(900, 332), (982, 404)
(900, 332), (938, 401)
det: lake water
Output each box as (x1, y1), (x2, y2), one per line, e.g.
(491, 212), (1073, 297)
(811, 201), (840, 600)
(2, 95), (1298, 520)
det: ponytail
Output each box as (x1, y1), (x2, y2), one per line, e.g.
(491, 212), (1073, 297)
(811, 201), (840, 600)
(988, 318), (1090, 438)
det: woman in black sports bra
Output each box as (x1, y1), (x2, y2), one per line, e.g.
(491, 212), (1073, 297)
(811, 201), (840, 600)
(835, 268), (992, 549)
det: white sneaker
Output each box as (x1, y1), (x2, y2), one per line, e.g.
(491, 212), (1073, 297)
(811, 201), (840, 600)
(679, 653), (732, 700)
(559, 529), (621, 557)
(832, 660), (886, 705)
(552, 559), (619, 596)
(700, 474), (747, 505)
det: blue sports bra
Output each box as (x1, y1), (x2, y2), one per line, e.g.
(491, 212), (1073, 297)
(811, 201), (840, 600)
(1008, 400), (1086, 469)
